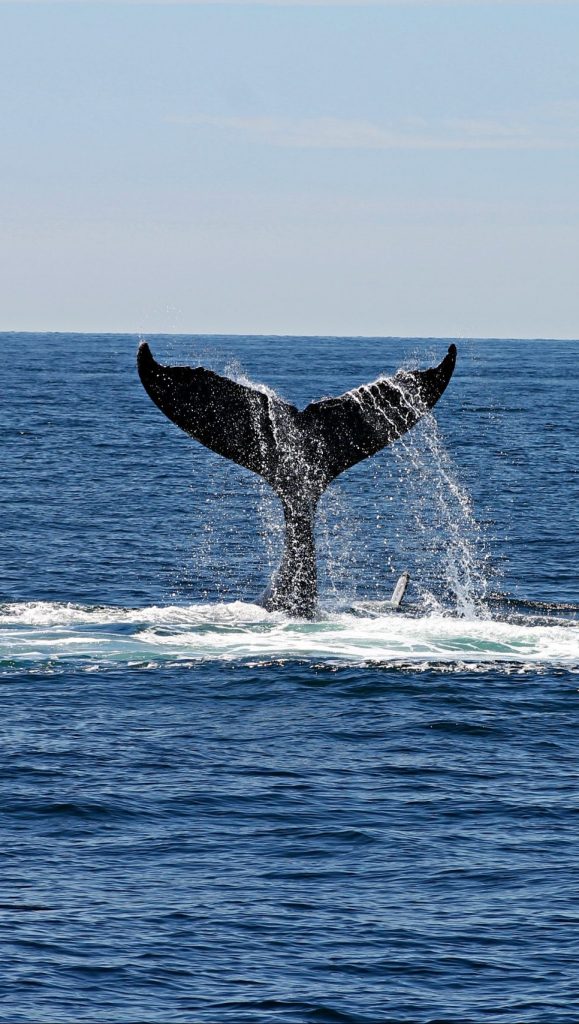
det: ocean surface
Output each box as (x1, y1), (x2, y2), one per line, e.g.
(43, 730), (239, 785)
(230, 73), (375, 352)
(1, 332), (578, 1024)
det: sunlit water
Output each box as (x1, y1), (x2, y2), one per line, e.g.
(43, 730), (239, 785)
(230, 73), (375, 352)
(1, 333), (578, 1023)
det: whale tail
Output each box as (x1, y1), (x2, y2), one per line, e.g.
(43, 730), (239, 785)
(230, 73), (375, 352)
(137, 341), (457, 617)
(137, 342), (456, 498)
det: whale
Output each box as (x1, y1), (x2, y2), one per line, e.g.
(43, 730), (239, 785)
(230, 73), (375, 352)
(137, 342), (457, 618)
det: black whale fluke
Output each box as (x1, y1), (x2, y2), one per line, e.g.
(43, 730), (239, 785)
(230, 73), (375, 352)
(137, 342), (457, 618)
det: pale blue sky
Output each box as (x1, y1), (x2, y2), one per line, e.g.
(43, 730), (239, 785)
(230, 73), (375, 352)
(1, 1), (578, 336)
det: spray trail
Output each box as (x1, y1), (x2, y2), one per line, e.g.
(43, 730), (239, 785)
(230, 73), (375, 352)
(389, 414), (488, 615)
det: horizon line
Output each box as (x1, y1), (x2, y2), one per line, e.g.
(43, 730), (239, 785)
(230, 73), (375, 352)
(1, 329), (578, 342)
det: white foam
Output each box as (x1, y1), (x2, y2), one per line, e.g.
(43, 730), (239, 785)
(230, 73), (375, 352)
(1, 601), (578, 669)
(0, 600), (273, 628)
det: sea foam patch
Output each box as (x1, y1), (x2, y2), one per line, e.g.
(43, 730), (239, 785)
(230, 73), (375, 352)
(1, 601), (578, 671)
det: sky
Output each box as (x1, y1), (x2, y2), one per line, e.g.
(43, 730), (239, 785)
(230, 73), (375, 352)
(1, 1), (578, 337)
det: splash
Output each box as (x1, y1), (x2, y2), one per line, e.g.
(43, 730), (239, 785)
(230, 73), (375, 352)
(390, 410), (490, 617)
(318, 386), (490, 616)
(1, 601), (578, 673)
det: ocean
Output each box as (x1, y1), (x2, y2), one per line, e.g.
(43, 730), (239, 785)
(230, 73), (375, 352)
(1, 333), (578, 1023)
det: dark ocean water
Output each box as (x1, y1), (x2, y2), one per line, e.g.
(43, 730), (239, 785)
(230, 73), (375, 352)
(1, 333), (578, 1023)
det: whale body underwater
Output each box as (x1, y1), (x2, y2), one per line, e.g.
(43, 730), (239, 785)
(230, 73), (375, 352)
(137, 342), (457, 618)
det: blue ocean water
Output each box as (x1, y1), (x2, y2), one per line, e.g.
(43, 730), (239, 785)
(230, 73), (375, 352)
(1, 333), (578, 1023)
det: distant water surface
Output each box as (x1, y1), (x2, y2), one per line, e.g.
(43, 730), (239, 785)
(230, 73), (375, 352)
(1, 333), (578, 1023)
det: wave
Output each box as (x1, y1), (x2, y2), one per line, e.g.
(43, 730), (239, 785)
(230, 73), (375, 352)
(1, 600), (578, 673)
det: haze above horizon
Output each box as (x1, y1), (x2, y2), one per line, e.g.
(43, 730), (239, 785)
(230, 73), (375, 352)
(1, 1), (578, 338)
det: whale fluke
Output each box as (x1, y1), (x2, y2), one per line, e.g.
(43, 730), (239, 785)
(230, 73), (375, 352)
(137, 341), (290, 484)
(137, 342), (457, 617)
(300, 344), (456, 487)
